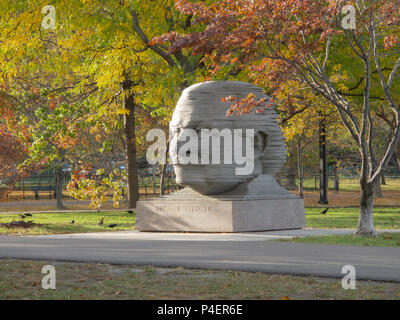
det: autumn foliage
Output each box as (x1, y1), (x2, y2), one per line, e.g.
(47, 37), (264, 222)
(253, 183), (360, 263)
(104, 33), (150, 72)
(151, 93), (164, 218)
(154, 0), (400, 235)
(0, 125), (26, 199)
(153, 0), (400, 113)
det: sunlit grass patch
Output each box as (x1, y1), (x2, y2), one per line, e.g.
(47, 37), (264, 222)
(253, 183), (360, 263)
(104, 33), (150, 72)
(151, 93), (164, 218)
(305, 207), (400, 229)
(0, 211), (135, 235)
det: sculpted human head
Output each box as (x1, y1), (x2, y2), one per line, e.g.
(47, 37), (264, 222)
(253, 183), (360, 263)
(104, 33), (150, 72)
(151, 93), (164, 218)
(170, 81), (287, 195)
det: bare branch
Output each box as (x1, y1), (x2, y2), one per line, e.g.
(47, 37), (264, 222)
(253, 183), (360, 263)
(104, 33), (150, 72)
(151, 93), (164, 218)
(387, 57), (400, 88)
(131, 10), (177, 68)
(322, 36), (331, 72)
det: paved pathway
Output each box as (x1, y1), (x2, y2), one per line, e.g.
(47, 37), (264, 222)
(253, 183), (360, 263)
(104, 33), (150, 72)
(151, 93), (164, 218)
(0, 229), (399, 282)
(11, 228), (400, 241)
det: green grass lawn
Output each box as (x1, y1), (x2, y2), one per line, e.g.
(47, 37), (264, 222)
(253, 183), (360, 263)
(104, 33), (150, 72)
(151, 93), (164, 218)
(1, 259), (399, 300)
(300, 177), (400, 192)
(278, 233), (400, 247)
(0, 207), (398, 236)
(275, 208), (400, 247)
(0, 211), (135, 235)
(305, 207), (400, 229)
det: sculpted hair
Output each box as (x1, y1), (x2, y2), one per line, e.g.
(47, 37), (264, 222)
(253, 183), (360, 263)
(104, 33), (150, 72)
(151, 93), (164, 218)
(173, 81), (287, 175)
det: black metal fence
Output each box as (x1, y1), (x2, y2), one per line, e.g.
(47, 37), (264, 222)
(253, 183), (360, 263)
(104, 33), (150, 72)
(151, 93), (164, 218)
(137, 173), (180, 197)
(7, 172), (71, 201)
(5, 165), (400, 201)
(277, 165), (400, 191)
(5, 171), (180, 201)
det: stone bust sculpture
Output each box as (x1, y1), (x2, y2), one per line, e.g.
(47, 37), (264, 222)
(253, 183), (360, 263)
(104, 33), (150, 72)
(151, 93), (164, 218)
(136, 81), (305, 232)
(169, 81), (296, 199)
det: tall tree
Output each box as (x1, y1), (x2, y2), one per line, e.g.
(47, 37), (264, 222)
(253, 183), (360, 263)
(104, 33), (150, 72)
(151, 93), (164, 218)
(0, 89), (28, 200)
(158, 0), (400, 235)
(0, 0), (202, 208)
(0, 125), (26, 200)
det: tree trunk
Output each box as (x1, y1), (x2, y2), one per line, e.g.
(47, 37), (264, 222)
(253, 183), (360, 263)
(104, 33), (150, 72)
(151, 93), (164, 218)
(287, 166), (297, 190)
(356, 182), (378, 236)
(395, 145), (400, 170)
(297, 140), (304, 199)
(372, 158), (383, 198)
(396, 153), (400, 171)
(122, 79), (139, 209)
(319, 118), (328, 204)
(160, 141), (170, 196)
(55, 166), (65, 210)
(381, 172), (386, 185)
(275, 171), (282, 186)
(375, 175), (383, 198)
(333, 163), (339, 192)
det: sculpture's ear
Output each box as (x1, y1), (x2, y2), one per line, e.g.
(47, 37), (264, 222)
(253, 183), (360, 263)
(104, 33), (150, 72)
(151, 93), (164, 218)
(254, 131), (268, 155)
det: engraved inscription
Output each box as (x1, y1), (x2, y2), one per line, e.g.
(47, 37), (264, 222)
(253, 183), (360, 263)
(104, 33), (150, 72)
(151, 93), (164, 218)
(153, 203), (212, 216)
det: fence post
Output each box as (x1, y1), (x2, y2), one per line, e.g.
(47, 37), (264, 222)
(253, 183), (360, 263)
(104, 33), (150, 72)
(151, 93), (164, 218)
(314, 173), (317, 191)
(152, 168), (156, 195)
(333, 164), (339, 192)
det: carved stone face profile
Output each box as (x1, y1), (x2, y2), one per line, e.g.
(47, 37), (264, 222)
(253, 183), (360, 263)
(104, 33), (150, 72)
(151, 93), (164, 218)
(170, 81), (289, 197)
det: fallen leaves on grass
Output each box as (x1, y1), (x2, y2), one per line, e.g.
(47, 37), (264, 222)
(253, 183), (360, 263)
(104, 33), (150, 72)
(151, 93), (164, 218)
(0, 220), (40, 229)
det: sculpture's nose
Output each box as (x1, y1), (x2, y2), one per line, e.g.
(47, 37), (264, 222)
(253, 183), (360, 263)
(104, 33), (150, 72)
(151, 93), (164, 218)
(170, 128), (200, 165)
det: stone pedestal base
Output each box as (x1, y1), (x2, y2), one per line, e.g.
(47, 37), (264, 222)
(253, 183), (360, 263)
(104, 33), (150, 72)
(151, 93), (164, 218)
(136, 197), (305, 233)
